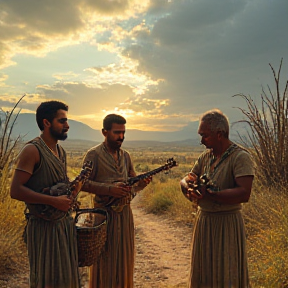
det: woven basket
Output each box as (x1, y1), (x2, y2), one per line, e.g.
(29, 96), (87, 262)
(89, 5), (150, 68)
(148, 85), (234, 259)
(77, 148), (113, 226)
(75, 208), (108, 267)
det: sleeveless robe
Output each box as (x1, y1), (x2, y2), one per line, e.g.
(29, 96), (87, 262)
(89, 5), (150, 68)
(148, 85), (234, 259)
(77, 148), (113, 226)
(23, 137), (80, 288)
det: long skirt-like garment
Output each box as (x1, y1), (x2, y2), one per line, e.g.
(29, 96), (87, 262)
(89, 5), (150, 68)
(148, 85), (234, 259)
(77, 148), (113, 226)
(188, 209), (249, 288)
(89, 205), (135, 288)
(25, 215), (80, 288)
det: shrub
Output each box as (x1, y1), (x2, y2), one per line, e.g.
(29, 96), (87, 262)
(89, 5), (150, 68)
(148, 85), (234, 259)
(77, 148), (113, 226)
(140, 178), (195, 221)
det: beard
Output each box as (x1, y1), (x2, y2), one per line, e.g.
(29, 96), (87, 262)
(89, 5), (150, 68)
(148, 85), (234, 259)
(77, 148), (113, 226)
(50, 127), (68, 141)
(107, 137), (123, 150)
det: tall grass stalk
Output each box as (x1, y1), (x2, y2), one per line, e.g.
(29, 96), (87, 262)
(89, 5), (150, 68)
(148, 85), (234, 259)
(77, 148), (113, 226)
(234, 59), (288, 187)
(0, 95), (28, 278)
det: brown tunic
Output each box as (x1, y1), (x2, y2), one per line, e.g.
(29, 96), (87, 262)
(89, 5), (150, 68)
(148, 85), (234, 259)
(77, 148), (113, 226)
(188, 144), (254, 288)
(23, 137), (80, 288)
(82, 142), (136, 288)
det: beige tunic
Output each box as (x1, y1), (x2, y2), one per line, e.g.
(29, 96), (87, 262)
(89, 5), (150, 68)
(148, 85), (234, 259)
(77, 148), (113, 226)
(82, 143), (136, 288)
(188, 144), (254, 288)
(23, 137), (80, 288)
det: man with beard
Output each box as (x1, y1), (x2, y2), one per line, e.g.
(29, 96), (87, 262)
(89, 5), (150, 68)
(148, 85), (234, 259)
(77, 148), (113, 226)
(81, 114), (151, 288)
(10, 100), (81, 288)
(180, 109), (254, 288)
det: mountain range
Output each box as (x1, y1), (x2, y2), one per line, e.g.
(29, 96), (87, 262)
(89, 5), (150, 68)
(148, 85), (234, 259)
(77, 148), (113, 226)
(9, 113), (200, 143)
(8, 113), (247, 147)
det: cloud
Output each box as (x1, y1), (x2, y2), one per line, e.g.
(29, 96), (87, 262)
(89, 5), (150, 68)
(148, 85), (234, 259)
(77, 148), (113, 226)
(0, 73), (9, 87)
(84, 0), (131, 15)
(123, 0), (288, 122)
(0, 93), (45, 113)
(35, 81), (134, 113)
(1, 0), (83, 35)
(85, 55), (161, 95)
(0, 0), (148, 68)
(52, 72), (80, 81)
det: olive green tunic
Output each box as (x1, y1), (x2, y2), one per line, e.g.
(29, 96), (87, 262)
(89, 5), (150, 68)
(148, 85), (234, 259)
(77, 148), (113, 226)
(24, 137), (80, 288)
(188, 144), (254, 288)
(82, 143), (137, 288)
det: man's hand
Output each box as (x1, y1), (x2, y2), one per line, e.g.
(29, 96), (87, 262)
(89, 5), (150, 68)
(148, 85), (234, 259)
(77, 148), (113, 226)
(108, 182), (132, 198)
(180, 173), (203, 202)
(50, 195), (73, 212)
(43, 186), (74, 212)
(70, 180), (85, 198)
(138, 176), (152, 189)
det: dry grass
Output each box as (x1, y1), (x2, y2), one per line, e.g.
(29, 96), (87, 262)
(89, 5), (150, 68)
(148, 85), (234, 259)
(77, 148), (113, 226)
(0, 163), (28, 280)
(243, 179), (288, 287)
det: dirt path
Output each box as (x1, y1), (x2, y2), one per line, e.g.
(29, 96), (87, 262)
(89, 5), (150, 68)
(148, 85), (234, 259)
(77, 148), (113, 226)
(3, 196), (193, 288)
(132, 195), (192, 288)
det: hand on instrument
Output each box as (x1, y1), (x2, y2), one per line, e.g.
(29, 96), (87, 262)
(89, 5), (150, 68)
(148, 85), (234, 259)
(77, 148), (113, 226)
(70, 179), (85, 198)
(180, 173), (202, 202)
(108, 182), (132, 198)
(51, 195), (73, 212)
(138, 176), (152, 189)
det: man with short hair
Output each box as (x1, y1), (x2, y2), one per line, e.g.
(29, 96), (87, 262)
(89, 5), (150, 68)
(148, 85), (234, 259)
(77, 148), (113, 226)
(10, 100), (81, 288)
(82, 113), (151, 288)
(180, 109), (254, 288)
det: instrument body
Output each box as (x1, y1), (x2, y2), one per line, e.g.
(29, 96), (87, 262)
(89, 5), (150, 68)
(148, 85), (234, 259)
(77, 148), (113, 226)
(27, 161), (93, 221)
(188, 173), (220, 196)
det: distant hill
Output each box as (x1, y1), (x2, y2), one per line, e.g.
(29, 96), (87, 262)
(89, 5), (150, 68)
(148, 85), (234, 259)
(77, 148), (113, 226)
(10, 113), (103, 142)
(8, 113), (247, 147)
(10, 113), (200, 143)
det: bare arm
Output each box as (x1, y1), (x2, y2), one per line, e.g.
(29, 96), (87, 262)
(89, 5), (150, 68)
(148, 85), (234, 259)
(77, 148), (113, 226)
(180, 173), (253, 205)
(202, 175), (254, 205)
(10, 145), (72, 212)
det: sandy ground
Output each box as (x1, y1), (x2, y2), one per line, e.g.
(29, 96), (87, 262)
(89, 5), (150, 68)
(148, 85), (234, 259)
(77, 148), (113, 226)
(2, 195), (193, 288)
(132, 195), (192, 288)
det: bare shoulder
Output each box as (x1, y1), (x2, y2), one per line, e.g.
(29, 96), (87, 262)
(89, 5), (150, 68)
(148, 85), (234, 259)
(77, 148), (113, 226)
(16, 143), (40, 173)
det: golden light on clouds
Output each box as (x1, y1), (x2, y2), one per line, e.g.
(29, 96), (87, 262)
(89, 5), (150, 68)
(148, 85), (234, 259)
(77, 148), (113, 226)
(52, 72), (80, 81)
(85, 56), (161, 95)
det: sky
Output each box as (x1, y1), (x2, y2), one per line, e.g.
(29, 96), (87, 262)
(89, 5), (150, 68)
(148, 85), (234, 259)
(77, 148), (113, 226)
(0, 0), (287, 132)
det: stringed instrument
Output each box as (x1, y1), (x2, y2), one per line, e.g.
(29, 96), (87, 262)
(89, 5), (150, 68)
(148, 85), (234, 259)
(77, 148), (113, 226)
(127, 158), (178, 186)
(102, 158), (178, 210)
(26, 161), (93, 221)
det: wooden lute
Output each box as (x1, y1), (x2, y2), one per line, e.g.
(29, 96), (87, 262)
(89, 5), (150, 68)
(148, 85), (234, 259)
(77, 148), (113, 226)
(26, 161), (93, 221)
(103, 158), (178, 209)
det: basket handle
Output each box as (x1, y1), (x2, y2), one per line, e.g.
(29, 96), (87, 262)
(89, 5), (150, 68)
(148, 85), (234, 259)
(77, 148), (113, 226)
(75, 208), (108, 224)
